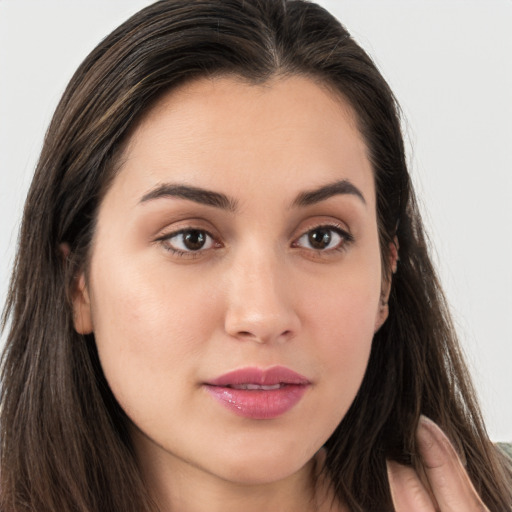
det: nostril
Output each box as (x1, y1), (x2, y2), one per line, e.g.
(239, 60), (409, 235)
(233, 329), (294, 343)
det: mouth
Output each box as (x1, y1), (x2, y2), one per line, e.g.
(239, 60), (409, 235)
(224, 383), (284, 390)
(204, 366), (310, 420)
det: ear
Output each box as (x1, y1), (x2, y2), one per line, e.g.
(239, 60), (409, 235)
(72, 272), (93, 334)
(60, 243), (93, 334)
(374, 237), (399, 332)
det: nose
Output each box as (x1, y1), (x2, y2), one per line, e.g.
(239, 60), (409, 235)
(223, 250), (300, 344)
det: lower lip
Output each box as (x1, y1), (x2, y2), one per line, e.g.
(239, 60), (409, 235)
(204, 384), (309, 419)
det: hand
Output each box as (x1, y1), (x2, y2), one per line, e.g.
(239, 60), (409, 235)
(386, 415), (489, 511)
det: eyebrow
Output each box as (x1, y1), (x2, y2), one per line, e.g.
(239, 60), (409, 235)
(139, 178), (366, 211)
(292, 179), (366, 207)
(139, 184), (238, 212)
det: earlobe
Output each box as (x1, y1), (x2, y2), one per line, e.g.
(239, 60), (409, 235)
(374, 237), (399, 333)
(60, 243), (93, 334)
(72, 272), (93, 334)
(374, 296), (389, 332)
(390, 236), (399, 274)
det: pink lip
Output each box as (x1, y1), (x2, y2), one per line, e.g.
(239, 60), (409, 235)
(204, 366), (310, 420)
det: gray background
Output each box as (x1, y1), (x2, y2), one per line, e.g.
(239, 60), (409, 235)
(1, 0), (511, 440)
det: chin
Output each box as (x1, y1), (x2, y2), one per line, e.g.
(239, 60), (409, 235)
(205, 441), (315, 485)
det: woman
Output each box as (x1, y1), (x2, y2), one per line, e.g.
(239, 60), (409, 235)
(1, 1), (511, 511)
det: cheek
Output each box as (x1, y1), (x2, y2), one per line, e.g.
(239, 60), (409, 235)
(87, 253), (222, 412)
(316, 290), (377, 377)
(299, 263), (381, 405)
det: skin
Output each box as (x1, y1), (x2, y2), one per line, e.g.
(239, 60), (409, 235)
(389, 416), (490, 511)
(71, 76), (489, 512)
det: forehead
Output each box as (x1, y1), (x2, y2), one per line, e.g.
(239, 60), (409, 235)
(111, 74), (375, 208)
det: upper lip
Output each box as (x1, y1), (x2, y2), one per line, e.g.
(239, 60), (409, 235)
(206, 366), (310, 387)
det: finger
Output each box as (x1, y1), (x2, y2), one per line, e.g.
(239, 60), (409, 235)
(417, 416), (489, 512)
(387, 460), (436, 512)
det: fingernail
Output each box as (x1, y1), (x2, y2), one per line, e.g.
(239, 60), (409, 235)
(417, 415), (439, 447)
(386, 459), (400, 475)
(417, 415), (467, 467)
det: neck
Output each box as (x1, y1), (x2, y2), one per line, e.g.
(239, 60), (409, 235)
(151, 464), (315, 512)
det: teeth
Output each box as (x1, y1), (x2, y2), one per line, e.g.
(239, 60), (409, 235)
(230, 383), (283, 390)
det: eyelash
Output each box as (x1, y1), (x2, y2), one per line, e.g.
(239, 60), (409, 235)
(292, 223), (354, 253)
(156, 224), (354, 258)
(156, 228), (220, 258)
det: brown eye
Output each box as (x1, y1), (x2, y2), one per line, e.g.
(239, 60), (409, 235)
(182, 230), (207, 250)
(308, 228), (333, 249)
(163, 229), (215, 253)
(295, 226), (351, 252)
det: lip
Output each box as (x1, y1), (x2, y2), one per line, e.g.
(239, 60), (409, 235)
(204, 366), (310, 420)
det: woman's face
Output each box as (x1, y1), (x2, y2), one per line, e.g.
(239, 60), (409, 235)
(73, 75), (389, 485)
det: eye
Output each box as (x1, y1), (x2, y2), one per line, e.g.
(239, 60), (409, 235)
(293, 226), (353, 251)
(160, 229), (216, 254)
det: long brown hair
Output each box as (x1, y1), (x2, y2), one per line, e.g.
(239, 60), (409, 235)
(1, 1), (511, 511)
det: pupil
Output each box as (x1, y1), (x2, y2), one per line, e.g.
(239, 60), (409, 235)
(309, 229), (331, 249)
(184, 230), (205, 250)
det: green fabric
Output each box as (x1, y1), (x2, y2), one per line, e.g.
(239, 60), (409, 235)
(497, 442), (512, 460)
